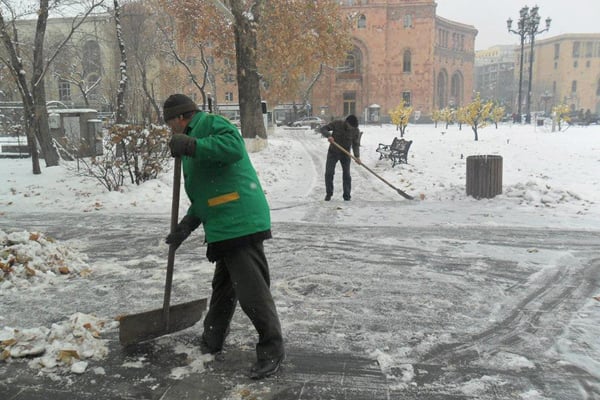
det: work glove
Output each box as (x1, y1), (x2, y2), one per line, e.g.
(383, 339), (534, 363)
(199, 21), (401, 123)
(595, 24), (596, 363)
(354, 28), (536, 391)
(169, 134), (196, 157)
(165, 214), (201, 249)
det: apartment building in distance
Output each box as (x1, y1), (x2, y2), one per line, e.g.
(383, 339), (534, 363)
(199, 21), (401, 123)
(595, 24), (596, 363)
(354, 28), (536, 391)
(526, 33), (600, 115)
(474, 45), (515, 112)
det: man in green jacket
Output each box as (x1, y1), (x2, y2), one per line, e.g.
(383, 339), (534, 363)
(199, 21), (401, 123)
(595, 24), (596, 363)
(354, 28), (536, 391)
(162, 94), (284, 379)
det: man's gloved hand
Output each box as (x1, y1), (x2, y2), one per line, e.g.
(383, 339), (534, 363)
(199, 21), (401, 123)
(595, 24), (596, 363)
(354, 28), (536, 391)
(169, 134), (197, 157)
(165, 214), (201, 249)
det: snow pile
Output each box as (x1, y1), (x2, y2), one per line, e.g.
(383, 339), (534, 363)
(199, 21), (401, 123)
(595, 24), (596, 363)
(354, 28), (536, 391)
(0, 229), (91, 291)
(0, 312), (118, 375)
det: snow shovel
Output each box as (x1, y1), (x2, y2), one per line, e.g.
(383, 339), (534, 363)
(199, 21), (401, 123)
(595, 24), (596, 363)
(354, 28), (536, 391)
(330, 140), (414, 200)
(119, 158), (207, 346)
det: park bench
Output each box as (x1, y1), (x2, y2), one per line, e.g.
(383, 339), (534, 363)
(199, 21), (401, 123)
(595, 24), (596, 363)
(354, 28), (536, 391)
(376, 137), (412, 167)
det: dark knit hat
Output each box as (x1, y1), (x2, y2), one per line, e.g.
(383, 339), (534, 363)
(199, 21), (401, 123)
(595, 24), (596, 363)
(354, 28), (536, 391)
(345, 114), (359, 128)
(163, 94), (198, 122)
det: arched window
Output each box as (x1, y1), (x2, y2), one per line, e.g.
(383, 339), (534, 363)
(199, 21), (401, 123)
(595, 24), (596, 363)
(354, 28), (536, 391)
(450, 72), (463, 106)
(437, 70), (448, 109)
(403, 49), (411, 73)
(357, 14), (366, 29)
(341, 47), (362, 74)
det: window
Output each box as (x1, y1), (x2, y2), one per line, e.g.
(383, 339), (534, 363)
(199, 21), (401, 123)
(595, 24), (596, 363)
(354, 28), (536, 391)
(552, 81), (556, 95)
(341, 48), (362, 74)
(82, 40), (101, 77)
(403, 49), (411, 73)
(223, 74), (235, 83)
(554, 43), (560, 60)
(206, 56), (214, 65)
(58, 80), (71, 101)
(343, 92), (356, 116)
(596, 79), (600, 96)
(573, 41), (580, 58)
(571, 80), (577, 93)
(574, 61), (578, 68)
(403, 14), (412, 28)
(586, 42), (593, 58)
(357, 14), (366, 29)
(402, 91), (411, 106)
(225, 92), (234, 102)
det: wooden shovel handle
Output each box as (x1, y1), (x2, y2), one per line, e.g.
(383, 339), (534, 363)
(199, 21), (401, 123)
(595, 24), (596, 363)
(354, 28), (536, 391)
(163, 157), (182, 327)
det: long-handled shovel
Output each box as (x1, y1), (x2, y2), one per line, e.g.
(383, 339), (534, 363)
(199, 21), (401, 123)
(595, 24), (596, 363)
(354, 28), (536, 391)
(330, 140), (414, 200)
(119, 158), (207, 346)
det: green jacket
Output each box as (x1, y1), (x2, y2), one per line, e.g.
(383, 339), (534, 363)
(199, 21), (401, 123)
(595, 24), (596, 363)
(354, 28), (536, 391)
(182, 112), (270, 244)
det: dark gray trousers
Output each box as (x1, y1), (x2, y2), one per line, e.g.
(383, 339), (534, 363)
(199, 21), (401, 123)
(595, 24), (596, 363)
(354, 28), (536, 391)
(202, 241), (284, 361)
(325, 149), (352, 199)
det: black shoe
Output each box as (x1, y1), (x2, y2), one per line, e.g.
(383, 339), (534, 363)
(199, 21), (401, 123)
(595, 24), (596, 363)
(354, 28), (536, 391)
(197, 337), (222, 355)
(324, 194), (332, 201)
(343, 196), (351, 201)
(249, 353), (285, 380)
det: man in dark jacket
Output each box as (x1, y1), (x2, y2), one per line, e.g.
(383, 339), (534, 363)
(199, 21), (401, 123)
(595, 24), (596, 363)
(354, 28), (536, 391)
(162, 94), (284, 379)
(320, 115), (361, 201)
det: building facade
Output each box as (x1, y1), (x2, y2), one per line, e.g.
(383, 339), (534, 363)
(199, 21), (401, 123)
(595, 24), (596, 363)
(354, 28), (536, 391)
(525, 33), (600, 115)
(310, 0), (477, 123)
(475, 45), (515, 112)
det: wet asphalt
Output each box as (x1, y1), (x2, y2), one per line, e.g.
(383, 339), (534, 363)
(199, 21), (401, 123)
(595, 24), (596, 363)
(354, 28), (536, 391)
(1, 212), (599, 399)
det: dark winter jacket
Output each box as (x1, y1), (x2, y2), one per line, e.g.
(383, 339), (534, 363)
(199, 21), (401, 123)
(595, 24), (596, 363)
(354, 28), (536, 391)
(181, 112), (271, 246)
(320, 120), (361, 158)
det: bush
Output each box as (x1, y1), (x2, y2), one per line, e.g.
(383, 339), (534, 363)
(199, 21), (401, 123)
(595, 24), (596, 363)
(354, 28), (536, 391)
(69, 124), (171, 192)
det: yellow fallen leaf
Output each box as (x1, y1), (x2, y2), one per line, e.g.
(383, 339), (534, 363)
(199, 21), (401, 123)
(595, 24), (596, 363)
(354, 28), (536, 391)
(0, 350), (10, 360)
(57, 349), (80, 364)
(1, 338), (17, 346)
(58, 266), (70, 275)
(25, 265), (36, 277)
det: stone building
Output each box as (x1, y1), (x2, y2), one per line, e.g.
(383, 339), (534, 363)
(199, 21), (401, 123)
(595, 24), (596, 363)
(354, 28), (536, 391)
(525, 33), (600, 115)
(475, 45), (515, 113)
(310, 0), (477, 123)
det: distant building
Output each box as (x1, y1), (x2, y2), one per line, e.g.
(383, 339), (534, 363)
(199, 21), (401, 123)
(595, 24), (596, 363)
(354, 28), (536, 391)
(526, 33), (600, 115)
(474, 45), (515, 112)
(310, 0), (477, 123)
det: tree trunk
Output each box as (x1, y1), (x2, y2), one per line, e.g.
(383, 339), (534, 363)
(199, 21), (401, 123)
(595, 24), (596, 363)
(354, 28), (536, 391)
(472, 126), (479, 141)
(32, 0), (59, 166)
(231, 0), (266, 139)
(114, 0), (128, 124)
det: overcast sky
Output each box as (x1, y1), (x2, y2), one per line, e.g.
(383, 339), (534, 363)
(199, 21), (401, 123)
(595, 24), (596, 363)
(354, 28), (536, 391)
(436, 0), (600, 50)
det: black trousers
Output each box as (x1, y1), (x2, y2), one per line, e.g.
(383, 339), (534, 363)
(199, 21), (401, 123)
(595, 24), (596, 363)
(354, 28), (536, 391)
(325, 149), (352, 199)
(202, 241), (284, 361)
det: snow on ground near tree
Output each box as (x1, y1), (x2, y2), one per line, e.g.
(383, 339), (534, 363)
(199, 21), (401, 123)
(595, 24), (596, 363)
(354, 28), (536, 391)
(2, 122), (599, 229)
(1, 122), (600, 382)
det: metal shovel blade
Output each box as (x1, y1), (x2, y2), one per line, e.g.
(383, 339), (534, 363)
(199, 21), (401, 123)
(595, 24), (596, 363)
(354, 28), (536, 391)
(119, 298), (207, 347)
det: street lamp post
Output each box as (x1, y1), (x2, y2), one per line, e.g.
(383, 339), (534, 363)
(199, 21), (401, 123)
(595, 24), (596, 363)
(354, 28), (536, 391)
(524, 6), (551, 124)
(507, 6), (529, 123)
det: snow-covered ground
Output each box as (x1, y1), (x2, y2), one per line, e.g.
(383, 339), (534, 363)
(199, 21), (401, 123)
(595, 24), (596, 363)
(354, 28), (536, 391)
(3, 122), (599, 228)
(1, 122), (599, 397)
